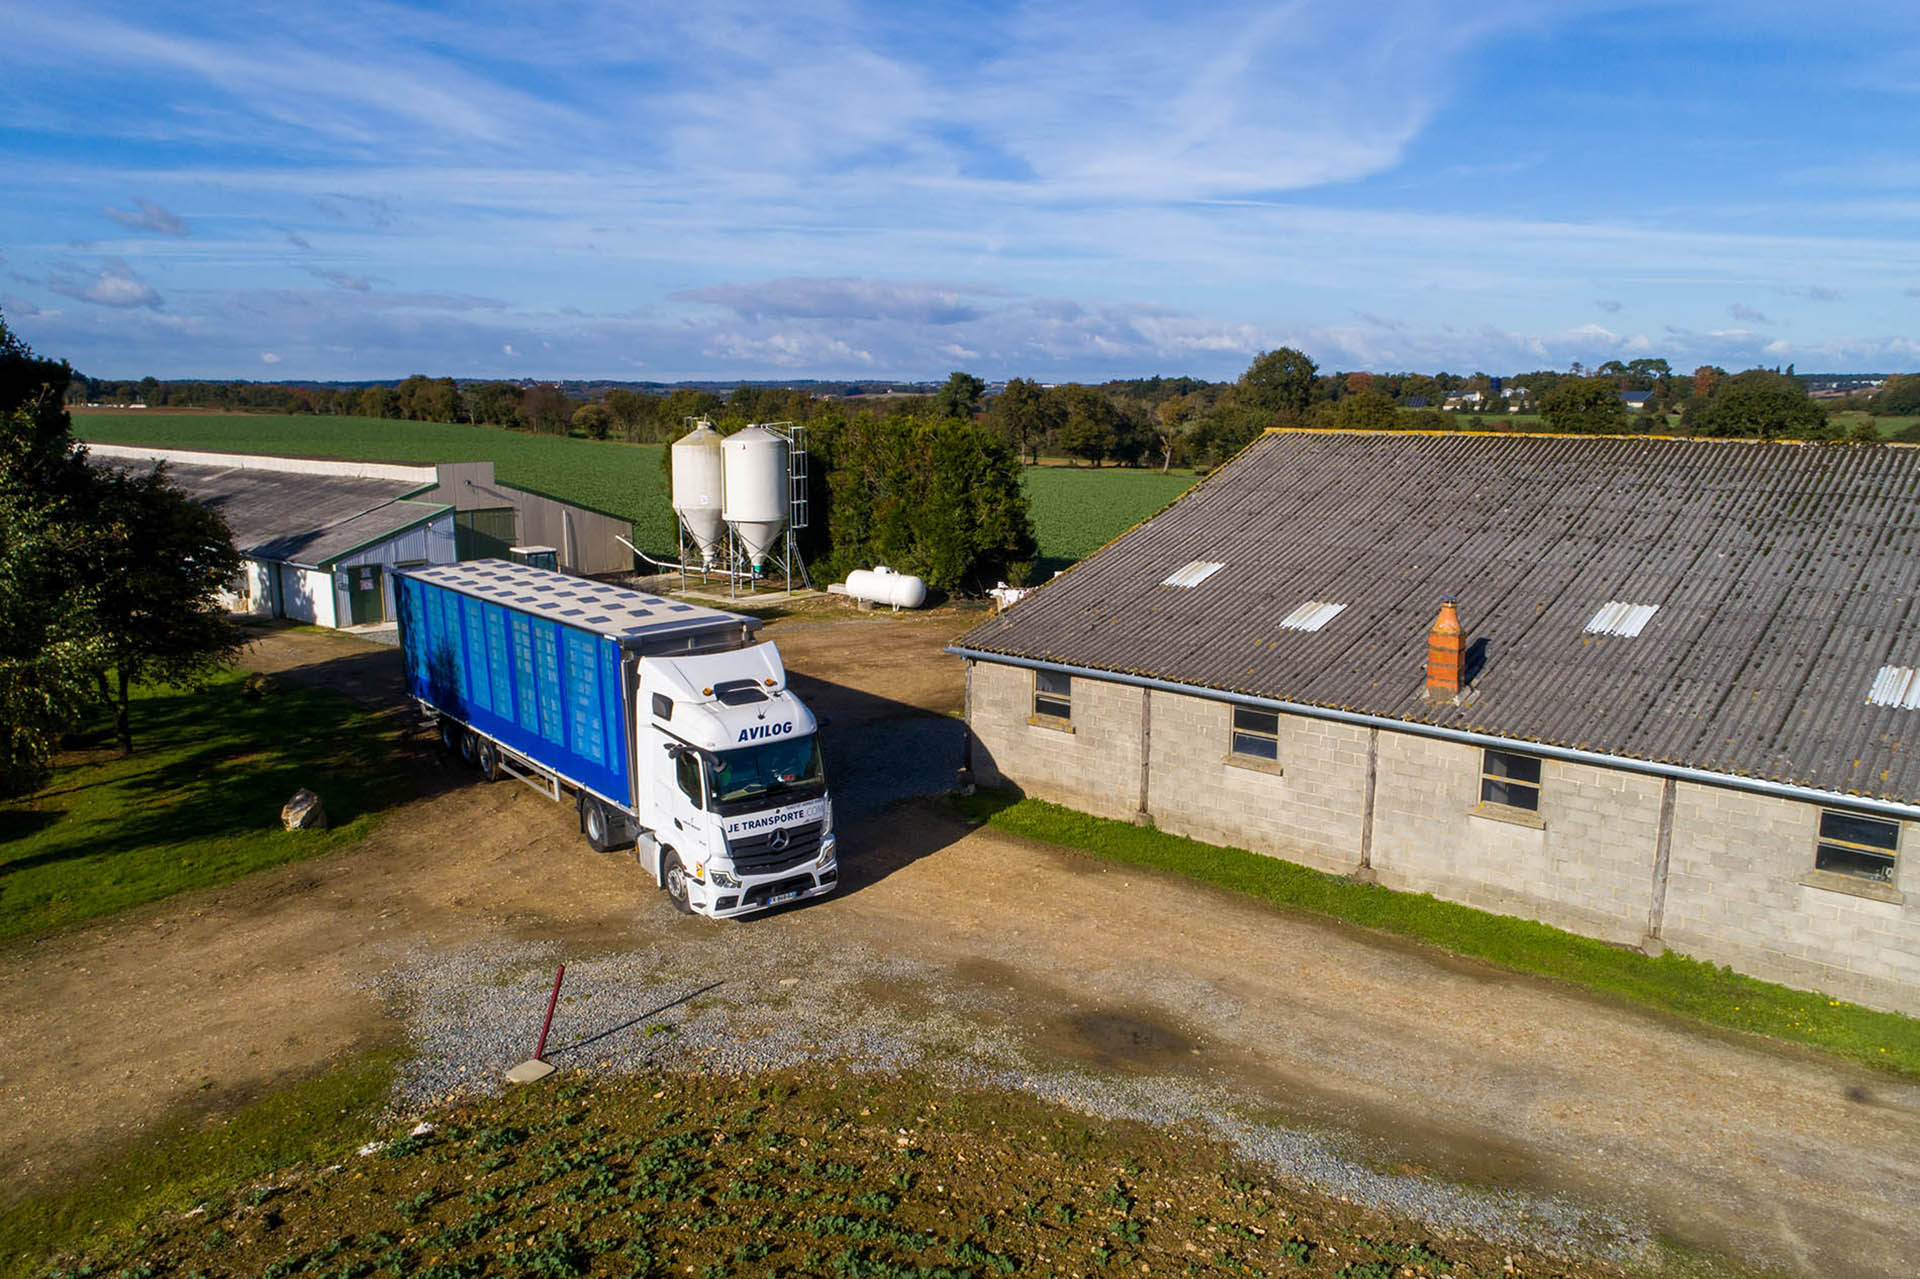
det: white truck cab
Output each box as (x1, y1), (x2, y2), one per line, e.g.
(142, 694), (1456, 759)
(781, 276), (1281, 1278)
(637, 641), (837, 916)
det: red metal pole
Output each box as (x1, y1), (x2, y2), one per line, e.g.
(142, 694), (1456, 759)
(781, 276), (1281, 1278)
(533, 964), (565, 1061)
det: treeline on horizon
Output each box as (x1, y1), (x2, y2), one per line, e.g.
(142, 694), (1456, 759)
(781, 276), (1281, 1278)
(69, 352), (1920, 472)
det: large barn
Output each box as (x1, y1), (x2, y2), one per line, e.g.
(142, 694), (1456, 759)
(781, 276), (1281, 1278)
(88, 445), (635, 629)
(953, 429), (1920, 1014)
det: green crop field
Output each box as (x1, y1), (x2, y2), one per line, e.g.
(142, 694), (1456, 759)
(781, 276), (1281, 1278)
(74, 412), (679, 552)
(77, 413), (1206, 576)
(1020, 465), (1199, 576)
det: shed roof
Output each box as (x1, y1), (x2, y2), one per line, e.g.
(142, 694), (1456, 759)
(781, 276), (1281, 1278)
(112, 460), (448, 569)
(403, 560), (759, 652)
(956, 430), (1920, 804)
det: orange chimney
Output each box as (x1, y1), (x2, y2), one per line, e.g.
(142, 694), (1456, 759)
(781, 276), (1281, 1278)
(1426, 598), (1464, 701)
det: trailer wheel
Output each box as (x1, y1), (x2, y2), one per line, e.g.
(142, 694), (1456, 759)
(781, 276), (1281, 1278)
(662, 850), (693, 915)
(580, 795), (614, 853)
(439, 718), (462, 755)
(475, 737), (501, 782)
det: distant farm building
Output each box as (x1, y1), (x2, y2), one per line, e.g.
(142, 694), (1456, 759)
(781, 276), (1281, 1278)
(88, 446), (633, 629)
(1619, 390), (1653, 410)
(954, 430), (1920, 1014)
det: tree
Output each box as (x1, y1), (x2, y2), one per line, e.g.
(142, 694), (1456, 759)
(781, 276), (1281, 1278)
(1874, 374), (1920, 416)
(1682, 369), (1828, 439)
(518, 384), (575, 435)
(1540, 377), (1628, 434)
(0, 312), (103, 793)
(1328, 389), (1398, 431)
(986, 378), (1061, 464)
(572, 402), (614, 440)
(605, 388), (651, 440)
(2, 309), (247, 779)
(1154, 392), (1209, 471)
(931, 371), (986, 421)
(81, 464), (245, 754)
(1053, 385), (1118, 466)
(819, 411), (1036, 593)
(1235, 347), (1318, 420)
(1692, 365), (1725, 401)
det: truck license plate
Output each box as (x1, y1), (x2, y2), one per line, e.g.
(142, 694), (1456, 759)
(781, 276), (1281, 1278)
(770, 890), (799, 905)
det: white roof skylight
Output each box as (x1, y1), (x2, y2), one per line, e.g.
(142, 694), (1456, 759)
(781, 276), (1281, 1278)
(1162, 560), (1225, 588)
(1868, 666), (1920, 709)
(1585, 601), (1660, 637)
(1278, 601), (1346, 632)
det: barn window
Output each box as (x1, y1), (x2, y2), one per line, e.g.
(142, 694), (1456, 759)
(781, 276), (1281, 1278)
(1480, 750), (1541, 811)
(1033, 670), (1072, 720)
(1229, 707), (1280, 761)
(1815, 809), (1899, 883)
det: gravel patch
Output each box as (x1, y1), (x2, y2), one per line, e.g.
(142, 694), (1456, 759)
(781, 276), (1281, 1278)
(369, 922), (1653, 1267)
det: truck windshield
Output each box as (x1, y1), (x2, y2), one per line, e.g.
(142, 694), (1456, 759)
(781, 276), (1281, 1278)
(706, 735), (825, 810)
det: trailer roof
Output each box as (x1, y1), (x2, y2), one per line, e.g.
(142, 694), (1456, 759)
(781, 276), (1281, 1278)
(403, 560), (760, 650)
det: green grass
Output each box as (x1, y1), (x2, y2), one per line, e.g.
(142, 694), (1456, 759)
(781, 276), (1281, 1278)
(956, 792), (1920, 1079)
(1, 1050), (400, 1277)
(74, 412), (679, 553)
(1020, 466), (1199, 576)
(0, 668), (408, 942)
(77, 412), (1214, 576)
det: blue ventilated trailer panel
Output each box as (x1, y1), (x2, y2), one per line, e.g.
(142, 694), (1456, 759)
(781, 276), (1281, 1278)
(397, 573), (632, 807)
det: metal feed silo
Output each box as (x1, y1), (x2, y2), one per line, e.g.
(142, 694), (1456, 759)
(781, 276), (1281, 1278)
(670, 422), (727, 565)
(721, 425), (790, 568)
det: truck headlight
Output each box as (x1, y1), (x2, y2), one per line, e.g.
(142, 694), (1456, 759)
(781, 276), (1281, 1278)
(710, 868), (741, 888)
(818, 837), (836, 870)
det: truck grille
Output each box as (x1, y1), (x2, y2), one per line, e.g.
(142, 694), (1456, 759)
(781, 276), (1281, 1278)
(744, 874), (819, 908)
(728, 821), (824, 876)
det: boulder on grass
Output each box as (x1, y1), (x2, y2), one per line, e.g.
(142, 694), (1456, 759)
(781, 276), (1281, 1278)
(281, 789), (328, 831)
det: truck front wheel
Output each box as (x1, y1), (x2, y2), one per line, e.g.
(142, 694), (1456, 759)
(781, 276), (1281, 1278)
(662, 851), (693, 915)
(580, 795), (614, 853)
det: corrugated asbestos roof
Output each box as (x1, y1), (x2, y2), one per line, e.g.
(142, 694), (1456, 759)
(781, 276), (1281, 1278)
(112, 461), (448, 568)
(956, 431), (1920, 804)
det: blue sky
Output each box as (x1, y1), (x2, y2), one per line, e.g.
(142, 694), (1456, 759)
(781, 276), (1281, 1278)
(2, 0), (1916, 381)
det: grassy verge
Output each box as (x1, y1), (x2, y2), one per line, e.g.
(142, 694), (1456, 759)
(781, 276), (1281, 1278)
(1, 1051), (399, 1278)
(956, 792), (1920, 1079)
(29, 1068), (1648, 1279)
(0, 668), (409, 942)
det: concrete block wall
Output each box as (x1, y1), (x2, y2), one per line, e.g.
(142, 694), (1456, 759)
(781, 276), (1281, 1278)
(966, 659), (1920, 1014)
(1370, 734), (1664, 945)
(968, 661), (1145, 821)
(1664, 787), (1920, 1014)
(1143, 691), (1368, 874)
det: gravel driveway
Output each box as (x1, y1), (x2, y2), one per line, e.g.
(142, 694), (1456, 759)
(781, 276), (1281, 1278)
(8, 615), (1920, 1278)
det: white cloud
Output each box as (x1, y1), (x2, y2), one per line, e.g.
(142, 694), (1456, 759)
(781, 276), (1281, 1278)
(502, 343), (515, 355)
(48, 260), (161, 309)
(260, 350), (280, 363)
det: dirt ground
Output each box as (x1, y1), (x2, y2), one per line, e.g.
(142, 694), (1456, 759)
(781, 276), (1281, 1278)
(4, 608), (1920, 1276)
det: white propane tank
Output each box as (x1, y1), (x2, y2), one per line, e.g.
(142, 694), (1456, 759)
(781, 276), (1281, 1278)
(721, 425), (790, 567)
(844, 566), (928, 610)
(670, 422), (727, 564)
